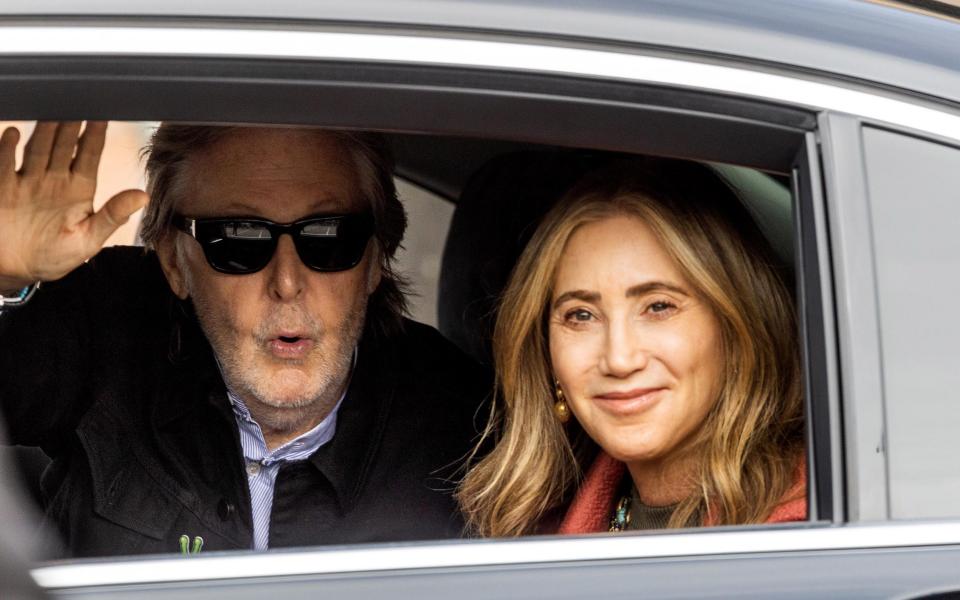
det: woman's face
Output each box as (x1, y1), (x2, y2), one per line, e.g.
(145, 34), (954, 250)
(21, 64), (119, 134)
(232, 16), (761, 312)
(548, 214), (723, 469)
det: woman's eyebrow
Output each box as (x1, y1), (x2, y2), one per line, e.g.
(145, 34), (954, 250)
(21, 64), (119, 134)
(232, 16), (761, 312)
(552, 282), (688, 308)
(625, 281), (688, 297)
(552, 289), (600, 309)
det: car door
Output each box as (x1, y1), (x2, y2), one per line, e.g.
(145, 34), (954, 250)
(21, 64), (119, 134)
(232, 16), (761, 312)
(1, 2), (959, 598)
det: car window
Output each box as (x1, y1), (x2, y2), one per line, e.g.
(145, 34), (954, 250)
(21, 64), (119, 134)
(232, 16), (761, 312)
(394, 178), (453, 328)
(0, 123), (813, 555)
(862, 126), (960, 519)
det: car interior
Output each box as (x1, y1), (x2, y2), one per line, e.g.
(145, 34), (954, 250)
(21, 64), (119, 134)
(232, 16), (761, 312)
(1, 124), (801, 558)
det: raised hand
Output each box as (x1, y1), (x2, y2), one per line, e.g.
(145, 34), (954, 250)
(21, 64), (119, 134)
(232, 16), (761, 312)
(0, 121), (149, 292)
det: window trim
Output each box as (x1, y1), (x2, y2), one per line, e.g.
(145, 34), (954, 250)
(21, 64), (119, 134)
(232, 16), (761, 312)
(0, 23), (956, 142)
(32, 520), (960, 589)
(793, 132), (844, 524)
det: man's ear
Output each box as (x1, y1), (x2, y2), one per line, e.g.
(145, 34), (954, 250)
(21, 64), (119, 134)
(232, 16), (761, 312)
(156, 233), (190, 300)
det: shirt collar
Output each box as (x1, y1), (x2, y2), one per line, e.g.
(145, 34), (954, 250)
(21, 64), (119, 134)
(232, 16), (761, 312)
(227, 389), (345, 464)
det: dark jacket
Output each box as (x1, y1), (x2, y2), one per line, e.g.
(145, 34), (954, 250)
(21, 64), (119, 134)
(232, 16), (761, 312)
(0, 247), (490, 557)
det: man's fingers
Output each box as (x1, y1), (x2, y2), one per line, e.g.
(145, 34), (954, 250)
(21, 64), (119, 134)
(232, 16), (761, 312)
(87, 189), (149, 249)
(72, 121), (108, 177)
(48, 121), (83, 172)
(21, 122), (58, 175)
(0, 127), (20, 174)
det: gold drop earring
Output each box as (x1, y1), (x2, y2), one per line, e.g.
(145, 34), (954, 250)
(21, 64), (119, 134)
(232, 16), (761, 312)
(553, 379), (571, 424)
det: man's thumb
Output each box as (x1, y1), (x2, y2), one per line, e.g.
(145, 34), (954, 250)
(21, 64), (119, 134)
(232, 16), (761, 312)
(89, 189), (149, 247)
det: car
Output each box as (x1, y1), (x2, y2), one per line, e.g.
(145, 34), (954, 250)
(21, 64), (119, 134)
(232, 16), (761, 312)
(1, 0), (960, 597)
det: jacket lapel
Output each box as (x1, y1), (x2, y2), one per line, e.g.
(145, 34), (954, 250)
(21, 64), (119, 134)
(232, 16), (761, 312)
(308, 334), (397, 512)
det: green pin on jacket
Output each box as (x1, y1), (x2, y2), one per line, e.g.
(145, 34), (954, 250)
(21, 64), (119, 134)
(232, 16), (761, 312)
(178, 535), (204, 556)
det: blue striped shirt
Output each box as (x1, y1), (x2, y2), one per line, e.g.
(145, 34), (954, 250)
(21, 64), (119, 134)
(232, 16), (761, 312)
(227, 389), (346, 550)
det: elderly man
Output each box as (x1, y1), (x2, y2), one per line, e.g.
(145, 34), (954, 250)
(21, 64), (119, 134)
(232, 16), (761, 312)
(0, 122), (488, 556)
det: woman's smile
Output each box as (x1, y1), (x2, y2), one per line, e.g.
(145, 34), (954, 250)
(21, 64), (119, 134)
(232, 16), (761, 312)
(592, 387), (666, 416)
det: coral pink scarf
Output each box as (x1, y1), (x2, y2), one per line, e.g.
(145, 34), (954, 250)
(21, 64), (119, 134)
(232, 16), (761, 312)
(558, 451), (807, 534)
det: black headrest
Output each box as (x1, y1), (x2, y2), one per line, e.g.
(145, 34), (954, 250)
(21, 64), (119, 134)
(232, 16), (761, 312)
(437, 150), (614, 366)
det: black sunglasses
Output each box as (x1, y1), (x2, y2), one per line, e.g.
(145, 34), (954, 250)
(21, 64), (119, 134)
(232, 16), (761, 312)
(172, 213), (375, 275)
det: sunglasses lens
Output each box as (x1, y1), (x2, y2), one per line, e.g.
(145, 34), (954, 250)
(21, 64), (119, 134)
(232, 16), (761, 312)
(195, 221), (276, 274)
(188, 214), (374, 274)
(296, 215), (374, 271)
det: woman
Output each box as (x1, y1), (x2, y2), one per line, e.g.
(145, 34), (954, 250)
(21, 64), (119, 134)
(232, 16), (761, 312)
(458, 158), (806, 536)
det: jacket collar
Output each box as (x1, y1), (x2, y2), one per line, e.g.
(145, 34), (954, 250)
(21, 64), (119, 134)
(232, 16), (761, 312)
(558, 452), (625, 534)
(307, 332), (397, 511)
(154, 297), (229, 429)
(558, 451), (809, 533)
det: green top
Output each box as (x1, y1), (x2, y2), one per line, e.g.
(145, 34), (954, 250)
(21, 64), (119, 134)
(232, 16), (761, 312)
(626, 485), (678, 531)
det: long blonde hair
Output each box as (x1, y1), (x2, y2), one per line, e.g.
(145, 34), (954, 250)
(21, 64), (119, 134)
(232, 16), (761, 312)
(458, 159), (804, 536)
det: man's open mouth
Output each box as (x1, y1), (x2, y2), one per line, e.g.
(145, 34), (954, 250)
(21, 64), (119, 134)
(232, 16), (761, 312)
(267, 335), (314, 358)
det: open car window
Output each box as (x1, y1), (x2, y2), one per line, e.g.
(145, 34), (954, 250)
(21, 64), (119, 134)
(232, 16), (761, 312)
(0, 117), (823, 548)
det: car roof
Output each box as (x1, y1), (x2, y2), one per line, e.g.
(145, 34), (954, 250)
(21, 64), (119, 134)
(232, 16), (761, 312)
(1, 0), (959, 106)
